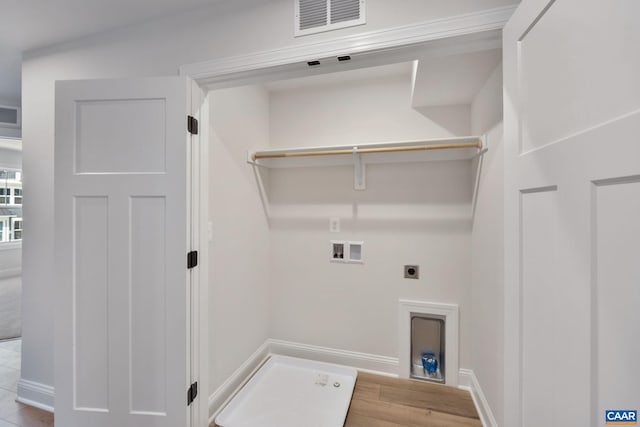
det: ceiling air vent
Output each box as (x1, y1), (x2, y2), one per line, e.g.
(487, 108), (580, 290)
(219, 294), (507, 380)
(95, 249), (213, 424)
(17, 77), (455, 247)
(0, 106), (20, 128)
(295, 0), (366, 37)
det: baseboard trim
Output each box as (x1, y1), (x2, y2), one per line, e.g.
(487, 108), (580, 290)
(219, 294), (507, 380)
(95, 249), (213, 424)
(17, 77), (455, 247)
(16, 379), (54, 413)
(267, 339), (399, 376)
(458, 369), (497, 427)
(208, 341), (271, 425)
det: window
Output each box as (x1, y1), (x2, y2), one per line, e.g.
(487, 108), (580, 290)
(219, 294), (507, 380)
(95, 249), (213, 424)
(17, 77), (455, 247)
(0, 188), (8, 205)
(0, 170), (21, 206)
(11, 218), (22, 241)
(0, 169), (23, 243)
(0, 170), (17, 180)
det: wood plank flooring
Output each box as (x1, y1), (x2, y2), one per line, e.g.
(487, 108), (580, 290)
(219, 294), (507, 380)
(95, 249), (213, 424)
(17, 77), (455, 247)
(0, 339), (54, 427)
(212, 371), (481, 427)
(344, 372), (481, 427)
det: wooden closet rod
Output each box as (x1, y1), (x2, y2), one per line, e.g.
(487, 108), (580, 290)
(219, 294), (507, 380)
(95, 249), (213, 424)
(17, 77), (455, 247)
(252, 141), (482, 161)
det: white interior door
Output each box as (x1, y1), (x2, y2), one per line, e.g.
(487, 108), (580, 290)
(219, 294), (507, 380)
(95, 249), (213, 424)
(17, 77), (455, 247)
(55, 77), (194, 427)
(504, 1), (640, 426)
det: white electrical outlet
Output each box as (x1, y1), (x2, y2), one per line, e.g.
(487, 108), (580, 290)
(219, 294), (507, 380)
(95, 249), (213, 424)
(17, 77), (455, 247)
(329, 217), (340, 233)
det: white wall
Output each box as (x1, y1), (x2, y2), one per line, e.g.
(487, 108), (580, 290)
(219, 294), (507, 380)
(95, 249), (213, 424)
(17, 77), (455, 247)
(269, 75), (470, 147)
(0, 144), (22, 171)
(268, 75), (474, 368)
(208, 86), (271, 391)
(471, 65), (503, 136)
(470, 64), (504, 425)
(0, 126), (21, 140)
(21, 0), (517, 405)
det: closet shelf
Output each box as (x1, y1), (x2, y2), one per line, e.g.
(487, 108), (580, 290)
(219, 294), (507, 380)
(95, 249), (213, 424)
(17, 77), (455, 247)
(248, 136), (484, 168)
(247, 136), (487, 191)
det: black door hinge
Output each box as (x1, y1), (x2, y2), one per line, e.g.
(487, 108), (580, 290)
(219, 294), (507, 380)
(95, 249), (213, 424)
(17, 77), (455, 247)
(187, 381), (198, 406)
(187, 115), (198, 135)
(187, 251), (198, 269)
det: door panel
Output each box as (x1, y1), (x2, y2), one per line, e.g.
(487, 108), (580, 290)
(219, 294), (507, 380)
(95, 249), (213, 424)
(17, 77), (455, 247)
(55, 77), (191, 427)
(74, 196), (109, 412)
(518, 0), (640, 151)
(75, 99), (167, 173)
(593, 178), (640, 420)
(504, 1), (640, 426)
(520, 188), (557, 427)
(130, 196), (168, 415)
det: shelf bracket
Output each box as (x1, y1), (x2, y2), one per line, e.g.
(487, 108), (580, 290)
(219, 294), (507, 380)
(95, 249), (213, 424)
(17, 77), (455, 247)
(246, 150), (259, 166)
(471, 133), (489, 220)
(353, 147), (366, 190)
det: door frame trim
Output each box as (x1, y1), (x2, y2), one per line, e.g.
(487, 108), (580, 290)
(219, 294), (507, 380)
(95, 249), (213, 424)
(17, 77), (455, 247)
(180, 5), (516, 88)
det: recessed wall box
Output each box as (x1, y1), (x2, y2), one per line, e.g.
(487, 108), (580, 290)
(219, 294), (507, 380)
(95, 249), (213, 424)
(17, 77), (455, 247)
(331, 241), (364, 263)
(330, 241), (346, 262)
(411, 314), (445, 383)
(348, 241), (363, 263)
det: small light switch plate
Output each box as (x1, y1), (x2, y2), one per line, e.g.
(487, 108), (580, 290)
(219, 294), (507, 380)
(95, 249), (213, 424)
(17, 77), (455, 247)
(404, 265), (419, 279)
(329, 217), (340, 233)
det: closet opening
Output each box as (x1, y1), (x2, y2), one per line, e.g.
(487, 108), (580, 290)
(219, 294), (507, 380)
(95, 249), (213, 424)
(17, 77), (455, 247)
(200, 32), (504, 426)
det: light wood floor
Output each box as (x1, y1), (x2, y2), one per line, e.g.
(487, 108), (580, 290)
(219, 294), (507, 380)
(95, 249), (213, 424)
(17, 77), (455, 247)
(0, 339), (54, 427)
(344, 372), (481, 427)
(212, 371), (481, 427)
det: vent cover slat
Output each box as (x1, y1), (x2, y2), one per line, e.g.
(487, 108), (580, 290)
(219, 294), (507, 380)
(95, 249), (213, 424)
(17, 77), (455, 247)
(299, 0), (328, 30)
(330, 0), (360, 23)
(296, 0), (365, 36)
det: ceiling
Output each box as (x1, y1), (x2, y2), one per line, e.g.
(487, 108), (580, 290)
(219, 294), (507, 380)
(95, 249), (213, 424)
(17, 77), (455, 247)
(0, 0), (224, 103)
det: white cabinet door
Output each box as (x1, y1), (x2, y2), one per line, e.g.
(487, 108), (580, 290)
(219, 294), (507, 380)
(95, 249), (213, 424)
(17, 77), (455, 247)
(504, 1), (640, 426)
(55, 77), (193, 427)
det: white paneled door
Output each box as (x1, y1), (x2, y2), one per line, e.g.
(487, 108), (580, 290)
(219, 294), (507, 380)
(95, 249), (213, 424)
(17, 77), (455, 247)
(504, 1), (640, 426)
(55, 77), (197, 427)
